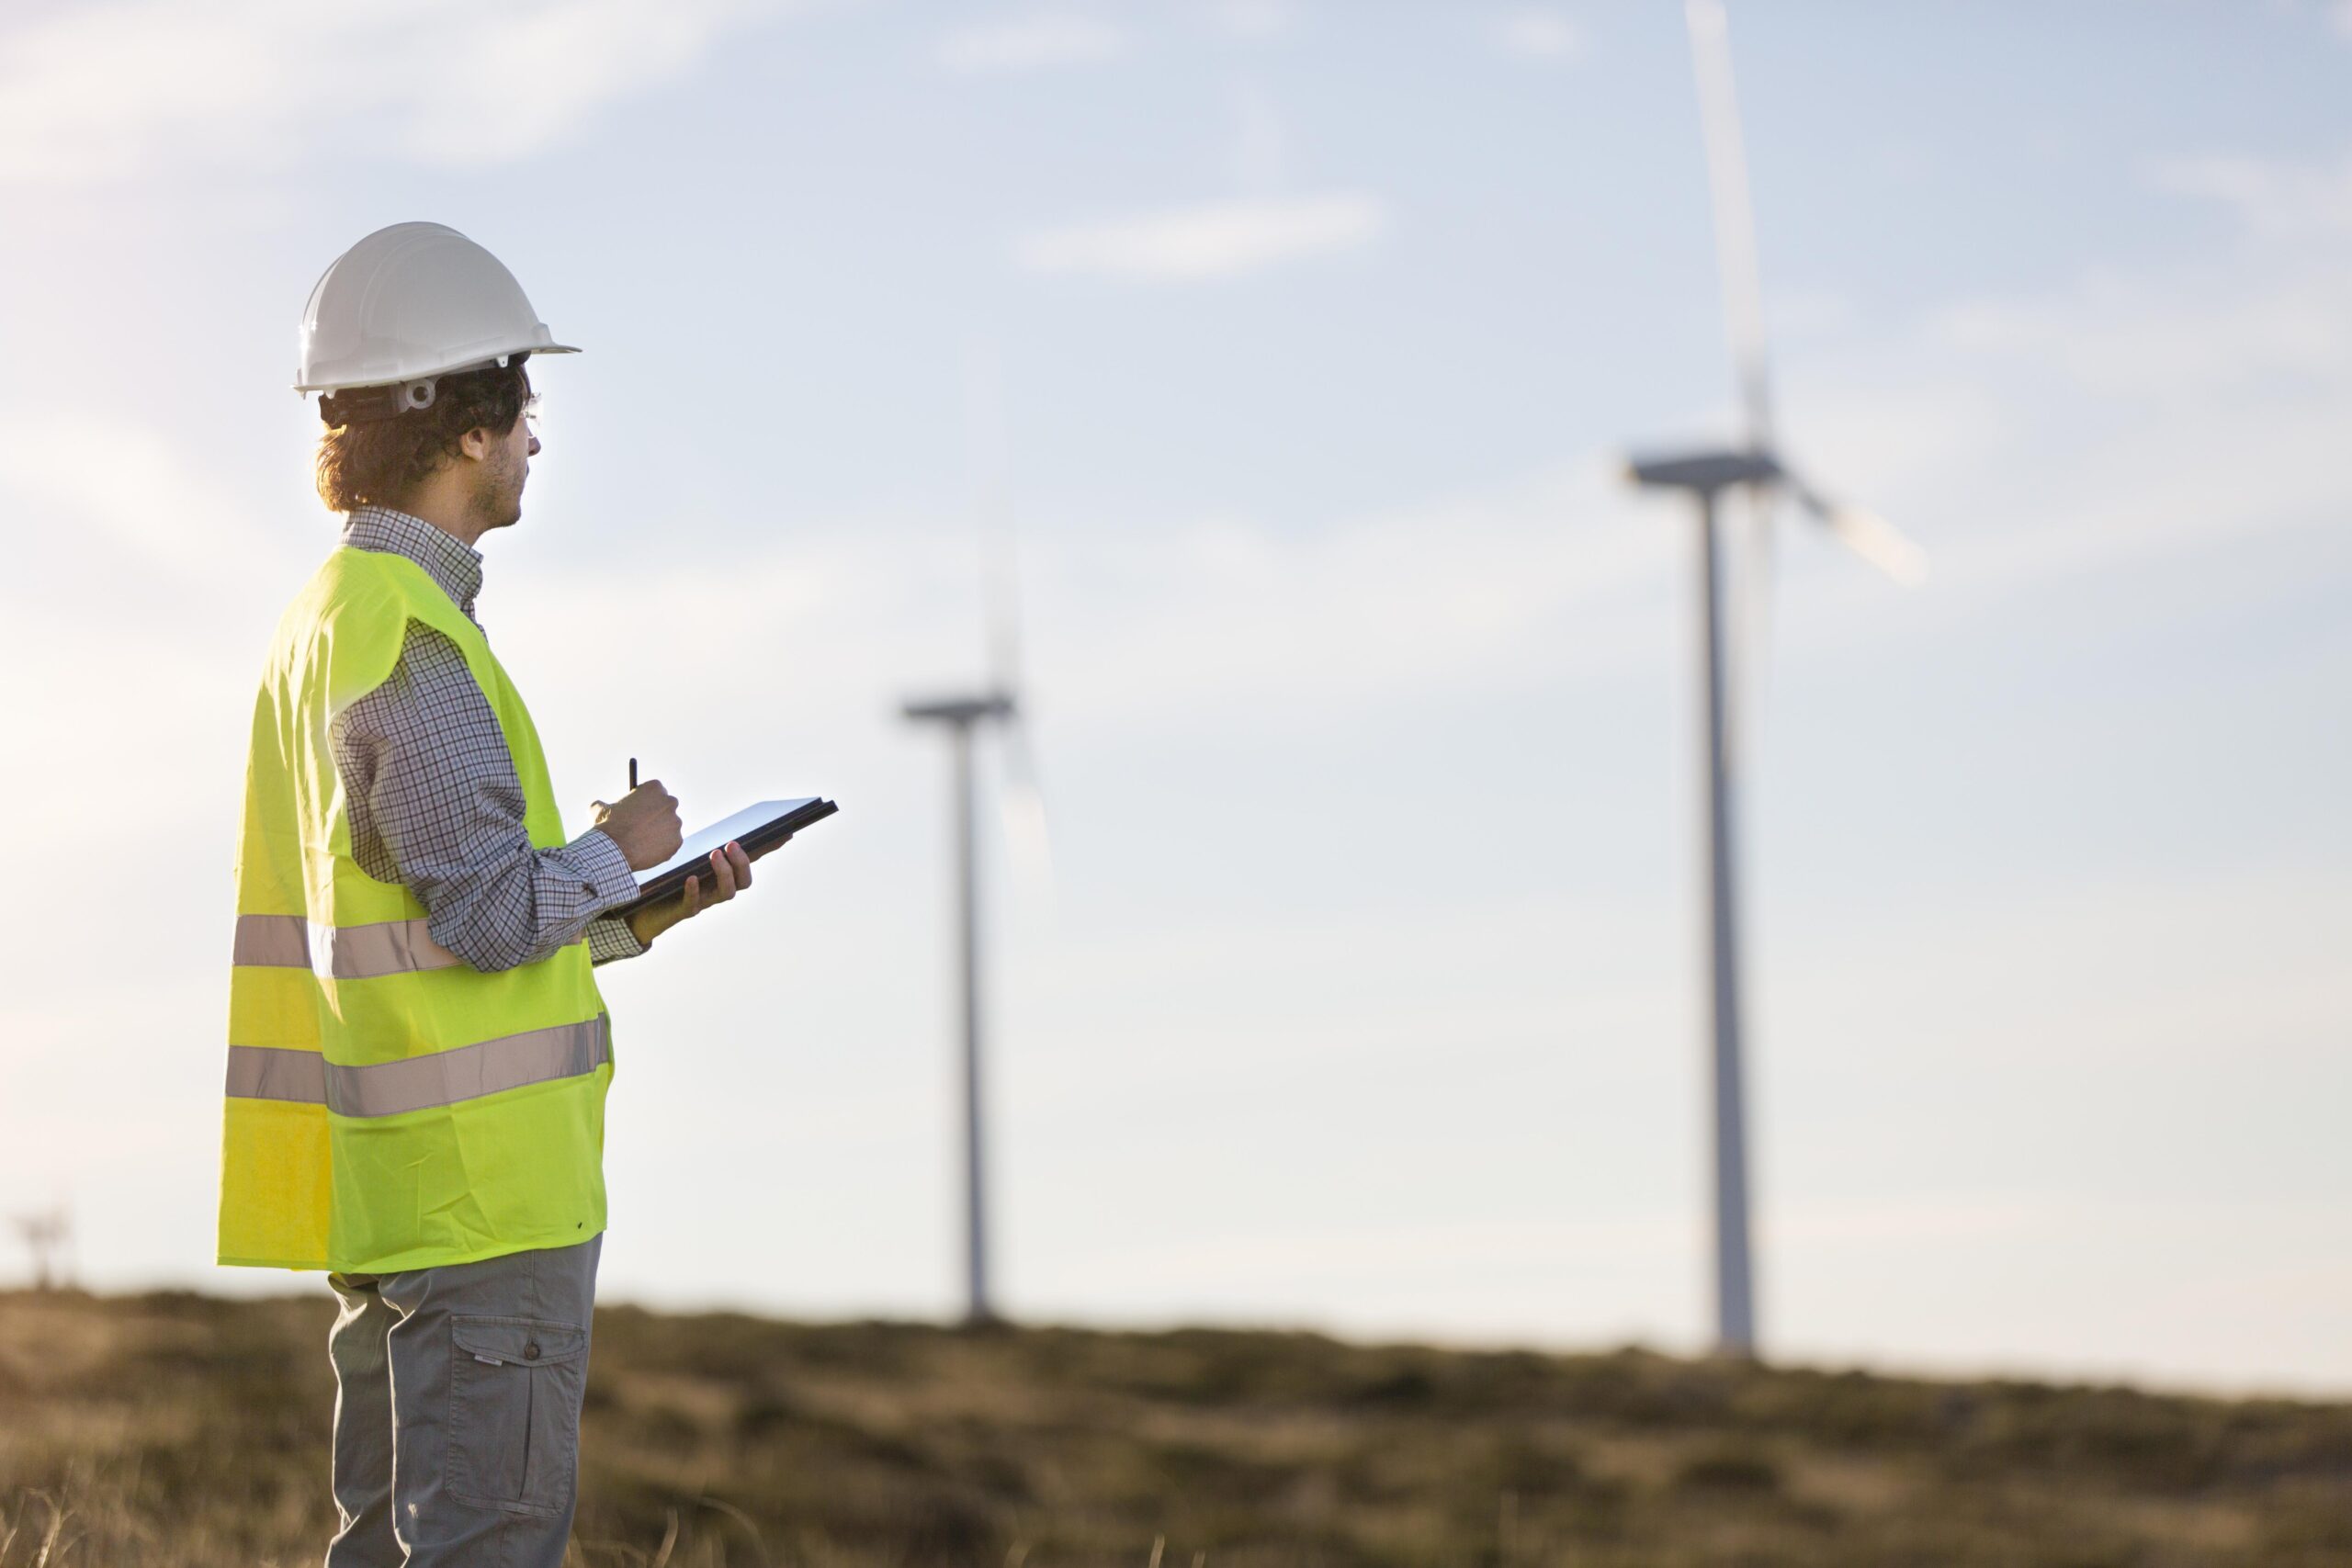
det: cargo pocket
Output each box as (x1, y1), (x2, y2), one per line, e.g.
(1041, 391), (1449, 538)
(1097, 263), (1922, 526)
(447, 1314), (591, 1515)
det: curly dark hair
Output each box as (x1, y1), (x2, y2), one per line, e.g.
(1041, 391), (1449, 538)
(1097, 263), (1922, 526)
(313, 362), (532, 513)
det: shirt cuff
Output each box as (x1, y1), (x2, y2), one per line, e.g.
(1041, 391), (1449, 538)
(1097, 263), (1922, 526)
(568, 828), (641, 913)
(587, 916), (646, 966)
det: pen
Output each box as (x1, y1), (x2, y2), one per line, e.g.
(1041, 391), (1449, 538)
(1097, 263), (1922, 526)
(628, 757), (638, 791)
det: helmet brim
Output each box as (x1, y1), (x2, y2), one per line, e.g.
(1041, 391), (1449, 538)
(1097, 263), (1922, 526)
(295, 342), (581, 395)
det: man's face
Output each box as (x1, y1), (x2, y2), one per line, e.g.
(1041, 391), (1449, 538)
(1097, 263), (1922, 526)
(468, 408), (539, 532)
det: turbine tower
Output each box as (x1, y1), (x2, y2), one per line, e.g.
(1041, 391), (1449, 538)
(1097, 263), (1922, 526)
(1629, 0), (1926, 1359)
(902, 691), (1017, 1325)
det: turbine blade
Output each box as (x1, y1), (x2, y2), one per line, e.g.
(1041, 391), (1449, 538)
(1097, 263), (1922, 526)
(1000, 720), (1057, 896)
(1826, 504), (1929, 586)
(1792, 482), (1929, 586)
(964, 337), (1055, 901)
(1729, 489), (1779, 773)
(1686, 0), (1773, 449)
(967, 334), (1025, 693)
(983, 500), (1023, 695)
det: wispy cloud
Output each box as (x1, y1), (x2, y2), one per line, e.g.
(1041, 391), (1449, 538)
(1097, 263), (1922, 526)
(0, 417), (274, 581)
(1207, 0), (1296, 41)
(1034, 464), (1666, 728)
(1015, 193), (1386, 281)
(0, 0), (794, 186)
(2151, 152), (2352, 237)
(1495, 6), (1578, 61)
(1760, 147), (2352, 611)
(935, 12), (1126, 73)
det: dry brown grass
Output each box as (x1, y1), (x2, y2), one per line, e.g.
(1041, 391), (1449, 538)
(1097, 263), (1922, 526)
(3, 1289), (2349, 1565)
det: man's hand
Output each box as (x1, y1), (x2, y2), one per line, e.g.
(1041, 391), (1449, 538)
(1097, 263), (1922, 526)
(626, 840), (753, 948)
(589, 781), (684, 870)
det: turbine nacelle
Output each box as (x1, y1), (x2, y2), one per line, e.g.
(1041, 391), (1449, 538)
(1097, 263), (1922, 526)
(903, 693), (1019, 728)
(1629, 446), (1927, 587)
(1627, 447), (1781, 495)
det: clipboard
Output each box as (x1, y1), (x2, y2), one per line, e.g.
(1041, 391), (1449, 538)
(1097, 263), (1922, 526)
(616, 796), (838, 915)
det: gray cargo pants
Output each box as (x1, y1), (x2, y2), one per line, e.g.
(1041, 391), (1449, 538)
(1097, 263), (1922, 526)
(324, 1235), (602, 1568)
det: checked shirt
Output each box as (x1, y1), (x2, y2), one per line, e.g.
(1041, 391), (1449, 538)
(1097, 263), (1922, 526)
(329, 506), (644, 970)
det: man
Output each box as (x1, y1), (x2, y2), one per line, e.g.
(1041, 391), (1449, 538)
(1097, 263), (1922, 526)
(220, 221), (756, 1566)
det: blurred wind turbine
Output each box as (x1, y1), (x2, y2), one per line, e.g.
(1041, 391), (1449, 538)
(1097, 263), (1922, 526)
(900, 343), (1052, 1327)
(1625, 0), (1927, 1359)
(13, 1204), (73, 1292)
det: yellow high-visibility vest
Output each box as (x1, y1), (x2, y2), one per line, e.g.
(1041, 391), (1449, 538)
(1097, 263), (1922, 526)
(218, 545), (613, 1273)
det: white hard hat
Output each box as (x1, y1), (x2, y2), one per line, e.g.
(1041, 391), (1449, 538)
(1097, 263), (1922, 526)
(296, 221), (577, 400)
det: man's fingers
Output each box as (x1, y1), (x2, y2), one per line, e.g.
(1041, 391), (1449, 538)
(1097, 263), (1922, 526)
(681, 874), (701, 915)
(728, 841), (752, 887)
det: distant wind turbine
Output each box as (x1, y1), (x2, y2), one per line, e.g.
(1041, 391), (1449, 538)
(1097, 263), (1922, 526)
(901, 348), (1051, 1327)
(13, 1204), (72, 1292)
(1626, 0), (1927, 1359)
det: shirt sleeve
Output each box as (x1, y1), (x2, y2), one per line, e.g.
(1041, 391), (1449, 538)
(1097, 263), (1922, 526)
(587, 916), (646, 965)
(330, 621), (645, 974)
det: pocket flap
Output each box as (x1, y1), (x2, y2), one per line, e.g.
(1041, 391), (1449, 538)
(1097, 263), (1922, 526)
(452, 1314), (588, 1368)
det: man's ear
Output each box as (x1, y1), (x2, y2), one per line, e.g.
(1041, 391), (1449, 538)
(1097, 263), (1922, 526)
(456, 426), (493, 462)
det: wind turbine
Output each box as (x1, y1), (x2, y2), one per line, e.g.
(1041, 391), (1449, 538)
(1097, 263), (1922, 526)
(901, 350), (1049, 1328)
(1627, 0), (1926, 1359)
(12, 1204), (72, 1291)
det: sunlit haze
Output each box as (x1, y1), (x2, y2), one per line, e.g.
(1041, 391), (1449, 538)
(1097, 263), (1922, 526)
(1, 0), (2346, 1395)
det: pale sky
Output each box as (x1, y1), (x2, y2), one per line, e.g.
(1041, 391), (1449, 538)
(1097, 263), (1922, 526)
(1, 0), (2347, 1395)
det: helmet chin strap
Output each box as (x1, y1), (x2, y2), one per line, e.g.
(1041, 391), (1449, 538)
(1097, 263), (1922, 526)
(319, 378), (435, 424)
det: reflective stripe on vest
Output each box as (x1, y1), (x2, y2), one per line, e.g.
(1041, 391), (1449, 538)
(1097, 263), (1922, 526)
(232, 913), (460, 979)
(225, 1015), (609, 1119)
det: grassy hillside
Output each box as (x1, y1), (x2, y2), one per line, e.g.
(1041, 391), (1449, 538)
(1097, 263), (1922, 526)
(2, 1291), (2348, 1566)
